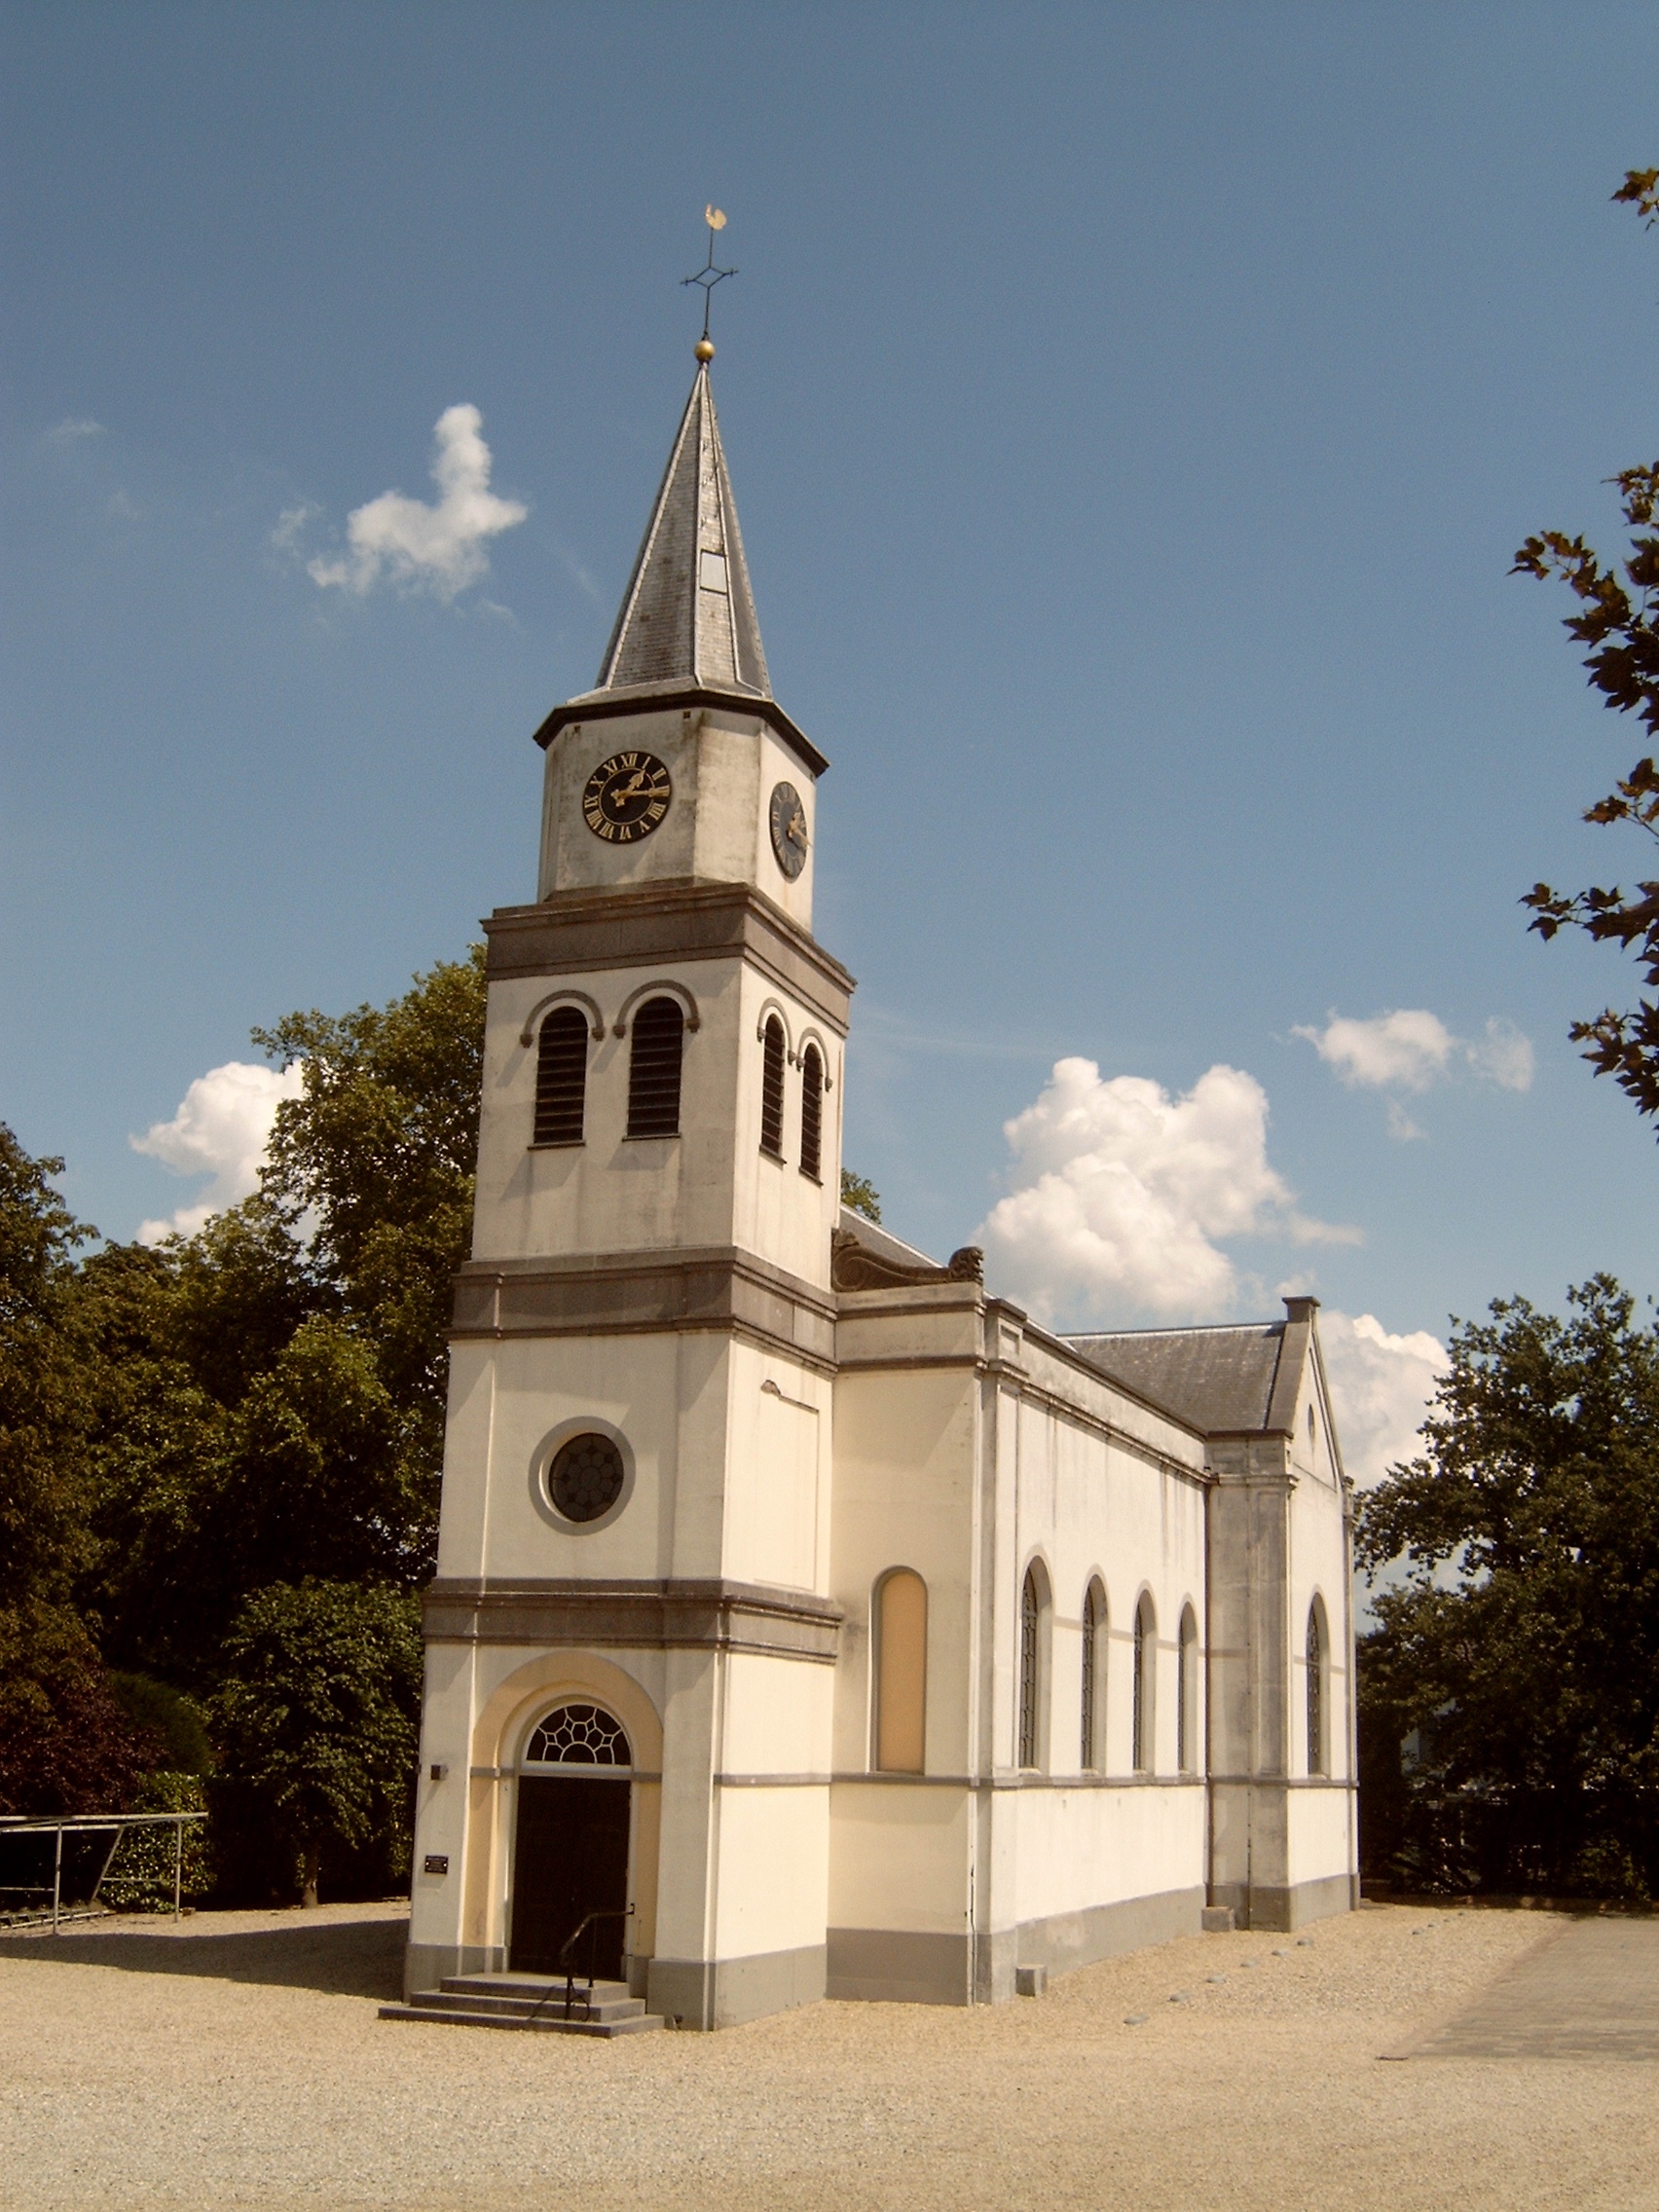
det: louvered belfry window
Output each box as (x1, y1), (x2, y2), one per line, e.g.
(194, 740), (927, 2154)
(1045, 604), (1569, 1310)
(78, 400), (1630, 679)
(534, 1006), (589, 1145)
(799, 1044), (823, 1181)
(760, 1015), (786, 1158)
(627, 996), (684, 1137)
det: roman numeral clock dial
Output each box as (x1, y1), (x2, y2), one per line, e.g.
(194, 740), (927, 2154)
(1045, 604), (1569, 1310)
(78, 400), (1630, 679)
(581, 752), (674, 844)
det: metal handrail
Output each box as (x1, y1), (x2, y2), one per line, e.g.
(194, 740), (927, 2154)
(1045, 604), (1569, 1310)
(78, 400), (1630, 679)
(0, 1812), (205, 1931)
(534, 1904), (634, 2023)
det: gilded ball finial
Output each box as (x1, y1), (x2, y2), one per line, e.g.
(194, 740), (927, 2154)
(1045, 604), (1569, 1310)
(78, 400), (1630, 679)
(694, 336), (716, 362)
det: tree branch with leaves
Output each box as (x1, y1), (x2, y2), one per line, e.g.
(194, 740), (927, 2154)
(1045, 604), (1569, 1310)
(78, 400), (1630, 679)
(1517, 169), (1659, 1122)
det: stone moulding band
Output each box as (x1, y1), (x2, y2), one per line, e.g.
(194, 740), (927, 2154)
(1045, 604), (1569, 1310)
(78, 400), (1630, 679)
(451, 1245), (838, 1373)
(423, 1576), (843, 1664)
(483, 880), (855, 1037)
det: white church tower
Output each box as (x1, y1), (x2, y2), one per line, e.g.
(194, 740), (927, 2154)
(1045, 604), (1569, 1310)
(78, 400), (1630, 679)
(405, 342), (854, 2026)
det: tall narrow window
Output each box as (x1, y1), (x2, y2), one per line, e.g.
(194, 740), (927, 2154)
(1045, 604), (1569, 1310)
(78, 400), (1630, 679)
(874, 1568), (927, 1773)
(1177, 1605), (1198, 1774)
(534, 1006), (589, 1145)
(627, 996), (684, 1137)
(1307, 1600), (1327, 1776)
(760, 1015), (786, 1158)
(799, 1044), (824, 1181)
(1018, 1567), (1042, 1769)
(1081, 1579), (1106, 1770)
(1132, 1595), (1156, 1773)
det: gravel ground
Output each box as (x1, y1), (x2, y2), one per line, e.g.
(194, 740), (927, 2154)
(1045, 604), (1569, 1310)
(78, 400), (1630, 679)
(1, 1900), (1652, 2212)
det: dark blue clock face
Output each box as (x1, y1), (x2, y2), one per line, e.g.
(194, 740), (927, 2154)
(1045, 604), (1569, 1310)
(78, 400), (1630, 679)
(769, 781), (809, 879)
(583, 751), (673, 843)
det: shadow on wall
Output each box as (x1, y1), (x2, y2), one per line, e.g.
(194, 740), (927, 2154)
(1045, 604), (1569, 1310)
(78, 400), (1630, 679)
(0, 1908), (409, 2002)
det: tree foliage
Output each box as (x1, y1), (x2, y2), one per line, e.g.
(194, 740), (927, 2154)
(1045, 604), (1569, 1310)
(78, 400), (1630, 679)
(209, 1580), (423, 1905)
(1357, 1276), (1659, 1898)
(1518, 168), (1659, 1123)
(0, 948), (484, 1886)
(840, 1169), (881, 1222)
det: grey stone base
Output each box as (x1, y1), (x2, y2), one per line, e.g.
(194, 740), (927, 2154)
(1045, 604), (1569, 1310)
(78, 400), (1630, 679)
(646, 1942), (826, 2030)
(826, 1929), (972, 2006)
(404, 1941), (506, 2000)
(829, 1889), (1204, 2009)
(1208, 1870), (1358, 1934)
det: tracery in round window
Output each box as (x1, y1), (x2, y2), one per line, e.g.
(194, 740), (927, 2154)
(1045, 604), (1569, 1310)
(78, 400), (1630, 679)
(524, 1703), (632, 1767)
(548, 1432), (625, 1524)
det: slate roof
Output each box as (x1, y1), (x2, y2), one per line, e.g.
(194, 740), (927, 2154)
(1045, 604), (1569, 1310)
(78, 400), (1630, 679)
(1066, 1322), (1298, 1436)
(592, 364), (770, 699)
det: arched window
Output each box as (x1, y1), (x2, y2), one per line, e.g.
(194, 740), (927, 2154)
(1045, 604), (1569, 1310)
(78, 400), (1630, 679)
(1177, 1605), (1199, 1774)
(874, 1568), (927, 1773)
(523, 1702), (631, 1768)
(534, 1006), (589, 1145)
(1132, 1594), (1156, 1773)
(1081, 1579), (1107, 1770)
(1307, 1598), (1328, 1776)
(760, 1014), (786, 1159)
(627, 996), (684, 1137)
(1018, 1565), (1048, 1770)
(799, 1043), (824, 1181)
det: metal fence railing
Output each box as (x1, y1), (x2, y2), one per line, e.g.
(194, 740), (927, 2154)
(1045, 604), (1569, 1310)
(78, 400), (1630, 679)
(0, 1812), (206, 1931)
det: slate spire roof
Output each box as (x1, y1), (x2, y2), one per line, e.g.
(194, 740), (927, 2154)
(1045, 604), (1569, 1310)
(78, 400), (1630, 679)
(593, 363), (771, 699)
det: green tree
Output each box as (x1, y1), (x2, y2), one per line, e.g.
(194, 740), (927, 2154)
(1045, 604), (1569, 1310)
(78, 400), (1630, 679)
(1356, 1276), (1659, 1898)
(0, 1124), (95, 1607)
(82, 953), (485, 1681)
(840, 1170), (881, 1222)
(209, 1580), (423, 1906)
(1518, 168), (1659, 1123)
(253, 945), (486, 1459)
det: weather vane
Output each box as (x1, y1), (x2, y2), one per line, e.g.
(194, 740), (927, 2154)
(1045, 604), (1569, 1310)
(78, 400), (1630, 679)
(682, 205), (736, 361)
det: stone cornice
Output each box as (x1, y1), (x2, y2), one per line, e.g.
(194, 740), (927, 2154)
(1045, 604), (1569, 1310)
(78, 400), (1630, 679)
(532, 683), (830, 780)
(424, 1576), (842, 1664)
(484, 879), (854, 1036)
(453, 1245), (837, 1373)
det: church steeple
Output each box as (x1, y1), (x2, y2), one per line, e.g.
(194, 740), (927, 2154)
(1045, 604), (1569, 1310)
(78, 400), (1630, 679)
(593, 363), (771, 700)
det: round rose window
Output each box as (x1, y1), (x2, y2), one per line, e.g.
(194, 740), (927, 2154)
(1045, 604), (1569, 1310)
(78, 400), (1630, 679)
(548, 1432), (626, 1524)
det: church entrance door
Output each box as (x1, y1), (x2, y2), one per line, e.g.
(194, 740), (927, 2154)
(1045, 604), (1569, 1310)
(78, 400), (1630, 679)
(509, 1702), (635, 1980)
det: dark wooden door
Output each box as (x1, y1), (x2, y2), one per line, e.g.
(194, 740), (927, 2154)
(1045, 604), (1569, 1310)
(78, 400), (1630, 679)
(510, 1776), (631, 1978)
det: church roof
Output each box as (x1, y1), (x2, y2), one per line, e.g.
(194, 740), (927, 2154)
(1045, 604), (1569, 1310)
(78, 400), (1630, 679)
(591, 363), (771, 700)
(1067, 1308), (1317, 1437)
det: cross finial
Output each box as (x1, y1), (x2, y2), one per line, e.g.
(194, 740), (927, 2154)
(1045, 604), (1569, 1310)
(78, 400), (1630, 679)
(682, 205), (736, 360)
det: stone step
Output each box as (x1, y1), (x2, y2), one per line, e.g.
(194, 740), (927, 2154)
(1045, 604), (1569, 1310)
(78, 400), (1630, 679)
(437, 1981), (632, 2017)
(415, 1986), (648, 2026)
(378, 2001), (663, 2039)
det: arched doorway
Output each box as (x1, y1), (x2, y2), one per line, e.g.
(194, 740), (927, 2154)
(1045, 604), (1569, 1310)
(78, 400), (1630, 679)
(510, 1702), (633, 1979)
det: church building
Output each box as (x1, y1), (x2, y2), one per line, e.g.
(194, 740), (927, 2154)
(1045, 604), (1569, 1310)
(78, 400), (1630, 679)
(398, 343), (1359, 2032)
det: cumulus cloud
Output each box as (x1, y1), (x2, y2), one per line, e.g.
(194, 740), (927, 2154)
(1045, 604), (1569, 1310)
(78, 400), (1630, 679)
(1318, 1309), (1447, 1491)
(131, 1060), (304, 1243)
(977, 1057), (1356, 1326)
(302, 404), (527, 600)
(1294, 1008), (1533, 1133)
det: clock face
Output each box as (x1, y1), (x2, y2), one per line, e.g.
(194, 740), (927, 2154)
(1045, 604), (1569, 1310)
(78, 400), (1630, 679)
(769, 781), (809, 880)
(582, 751), (673, 844)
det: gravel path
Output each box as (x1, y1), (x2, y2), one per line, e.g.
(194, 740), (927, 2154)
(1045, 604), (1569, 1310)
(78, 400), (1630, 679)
(1, 1901), (1651, 2211)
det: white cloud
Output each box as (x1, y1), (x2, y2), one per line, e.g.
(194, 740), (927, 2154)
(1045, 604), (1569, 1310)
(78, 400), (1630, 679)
(131, 1059), (304, 1243)
(1295, 1009), (1457, 1092)
(1318, 1309), (1447, 1491)
(1294, 1007), (1534, 1131)
(304, 404), (527, 600)
(977, 1057), (1356, 1326)
(45, 417), (106, 446)
(1465, 1016), (1535, 1092)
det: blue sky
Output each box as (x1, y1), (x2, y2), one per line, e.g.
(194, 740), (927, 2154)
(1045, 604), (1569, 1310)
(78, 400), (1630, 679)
(4, 2), (1657, 1468)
